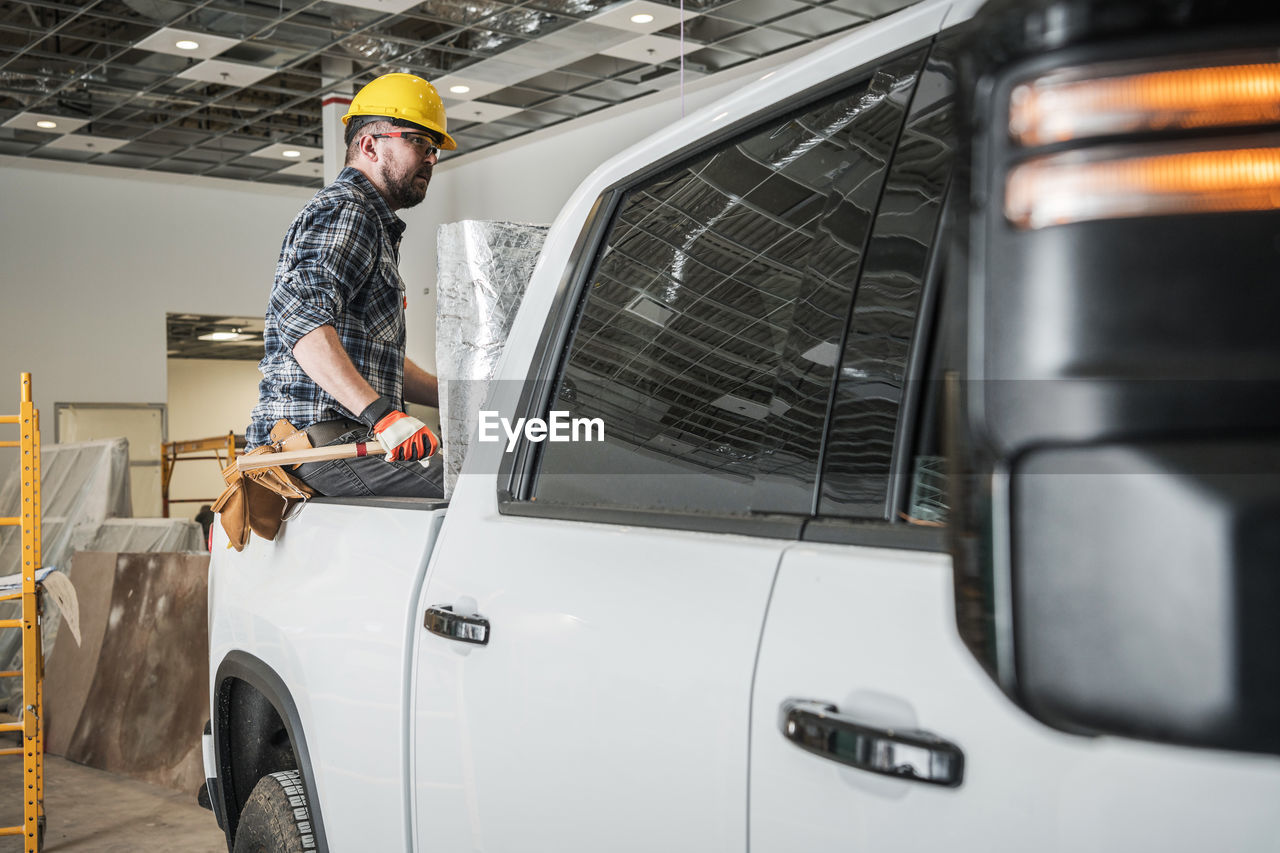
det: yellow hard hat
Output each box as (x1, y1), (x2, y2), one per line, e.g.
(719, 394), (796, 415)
(343, 72), (457, 151)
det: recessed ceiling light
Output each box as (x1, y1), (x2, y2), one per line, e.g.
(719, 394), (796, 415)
(630, 13), (654, 24)
(199, 331), (243, 342)
(449, 85), (471, 94)
(175, 39), (200, 50)
(281, 149), (302, 158)
(35, 120), (57, 129)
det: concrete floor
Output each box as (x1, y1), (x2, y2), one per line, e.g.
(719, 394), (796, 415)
(0, 747), (226, 853)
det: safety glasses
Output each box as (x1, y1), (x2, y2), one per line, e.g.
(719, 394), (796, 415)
(371, 131), (439, 158)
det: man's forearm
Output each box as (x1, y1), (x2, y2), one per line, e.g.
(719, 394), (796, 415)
(404, 357), (439, 408)
(292, 325), (380, 417)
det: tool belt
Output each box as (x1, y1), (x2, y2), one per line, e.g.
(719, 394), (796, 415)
(211, 419), (316, 552)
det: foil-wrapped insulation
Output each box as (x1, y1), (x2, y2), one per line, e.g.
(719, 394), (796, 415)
(436, 221), (548, 498)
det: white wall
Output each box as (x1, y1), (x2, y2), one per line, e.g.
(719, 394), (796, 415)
(0, 158), (309, 419)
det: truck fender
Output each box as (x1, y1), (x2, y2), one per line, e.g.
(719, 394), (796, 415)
(213, 650), (330, 853)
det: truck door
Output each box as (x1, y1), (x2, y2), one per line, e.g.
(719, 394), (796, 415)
(748, 41), (1280, 853)
(410, 42), (932, 853)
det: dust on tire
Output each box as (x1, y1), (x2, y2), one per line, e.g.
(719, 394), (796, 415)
(233, 769), (317, 853)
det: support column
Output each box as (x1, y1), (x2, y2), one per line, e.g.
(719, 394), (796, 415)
(321, 57), (354, 186)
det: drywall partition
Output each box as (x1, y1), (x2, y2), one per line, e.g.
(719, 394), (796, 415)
(0, 158), (309, 430)
(45, 550), (210, 793)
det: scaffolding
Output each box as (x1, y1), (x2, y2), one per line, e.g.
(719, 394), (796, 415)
(160, 432), (242, 518)
(0, 373), (44, 851)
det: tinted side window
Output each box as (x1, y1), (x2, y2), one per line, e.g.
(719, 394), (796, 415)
(530, 50), (926, 517)
(818, 51), (957, 519)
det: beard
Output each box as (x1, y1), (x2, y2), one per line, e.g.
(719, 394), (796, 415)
(381, 161), (431, 209)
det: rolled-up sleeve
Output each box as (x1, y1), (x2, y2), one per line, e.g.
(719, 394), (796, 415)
(272, 199), (379, 350)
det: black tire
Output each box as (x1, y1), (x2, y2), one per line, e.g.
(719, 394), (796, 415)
(233, 770), (317, 853)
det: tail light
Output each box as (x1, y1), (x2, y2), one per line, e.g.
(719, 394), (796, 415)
(1006, 143), (1280, 228)
(1004, 51), (1280, 229)
(950, 6), (1280, 757)
(1008, 54), (1280, 147)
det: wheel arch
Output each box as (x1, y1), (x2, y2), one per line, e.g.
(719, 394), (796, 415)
(213, 650), (330, 853)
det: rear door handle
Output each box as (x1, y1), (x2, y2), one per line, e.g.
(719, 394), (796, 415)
(424, 605), (490, 645)
(779, 698), (964, 787)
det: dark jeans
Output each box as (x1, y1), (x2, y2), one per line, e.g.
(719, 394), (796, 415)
(294, 426), (444, 498)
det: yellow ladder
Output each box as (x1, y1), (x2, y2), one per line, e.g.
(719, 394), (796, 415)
(0, 373), (45, 851)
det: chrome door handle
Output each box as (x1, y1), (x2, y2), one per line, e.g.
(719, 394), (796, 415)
(779, 698), (964, 787)
(424, 605), (490, 645)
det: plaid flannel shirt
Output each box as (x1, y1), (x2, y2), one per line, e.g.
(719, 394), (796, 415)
(247, 167), (408, 448)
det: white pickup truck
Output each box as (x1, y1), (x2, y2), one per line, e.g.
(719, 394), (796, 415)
(204, 0), (1280, 850)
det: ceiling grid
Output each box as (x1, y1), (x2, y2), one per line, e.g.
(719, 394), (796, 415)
(1, 0), (921, 187)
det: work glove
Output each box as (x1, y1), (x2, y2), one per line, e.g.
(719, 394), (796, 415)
(358, 396), (439, 464)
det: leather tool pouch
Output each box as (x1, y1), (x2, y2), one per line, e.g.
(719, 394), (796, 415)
(211, 420), (316, 551)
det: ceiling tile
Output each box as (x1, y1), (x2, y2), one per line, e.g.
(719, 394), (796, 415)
(171, 147), (237, 165)
(262, 172), (324, 187)
(2, 112), (90, 134)
(453, 122), (515, 143)
(113, 141), (184, 158)
(39, 148), (100, 163)
(517, 69), (596, 95)
(280, 160), (327, 179)
(41, 134), (129, 154)
(457, 58), (542, 86)
(134, 27), (242, 60)
(541, 21), (637, 51)
(448, 102), (523, 124)
(500, 40), (590, 70)
(154, 159), (208, 175)
(588, 0), (696, 33)
(432, 75), (507, 100)
(325, 0), (428, 16)
(712, 27), (805, 57)
(660, 14), (750, 43)
(600, 34), (697, 65)
(560, 54), (647, 76)
(645, 67), (701, 89)
(827, 0), (920, 20)
(711, 0), (805, 25)
(538, 94), (609, 117)
(684, 44), (753, 72)
(176, 59), (277, 88)
(526, 0), (611, 15)
(492, 108), (566, 131)
(91, 153), (157, 170)
(220, 41), (309, 67)
(771, 6), (866, 38)
(206, 163), (275, 180)
(576, 78), (658, 102)
(0, 140), (38, 156)
(254, 142), (325, 161)
(480, 86), (552, 108)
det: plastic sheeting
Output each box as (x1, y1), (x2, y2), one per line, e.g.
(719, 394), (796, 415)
(86, 518), (203, 554)
(0, 438), (132, 575)
(0, 439), (132, 708)
(436, 220), (548, 498)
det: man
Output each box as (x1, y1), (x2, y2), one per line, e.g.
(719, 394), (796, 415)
(246, 72), (456, 497)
